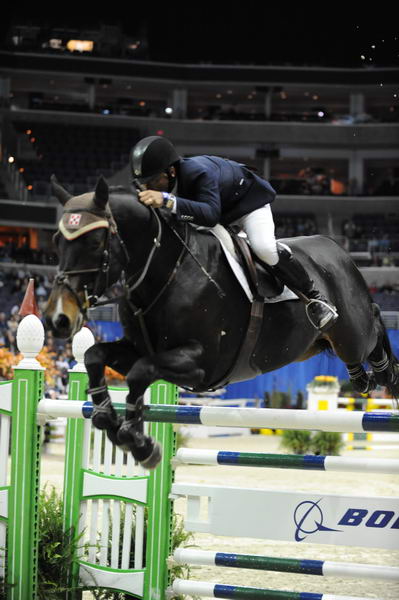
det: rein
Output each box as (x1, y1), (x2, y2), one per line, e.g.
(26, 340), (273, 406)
(122, 208), (225, 354)
(56, 202), (225, 355)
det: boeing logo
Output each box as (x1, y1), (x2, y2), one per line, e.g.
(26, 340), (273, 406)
(293, 500), (399, 542)
(294, 499), (341, 542)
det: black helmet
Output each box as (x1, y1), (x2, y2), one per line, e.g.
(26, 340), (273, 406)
(130, 136), (180, 183)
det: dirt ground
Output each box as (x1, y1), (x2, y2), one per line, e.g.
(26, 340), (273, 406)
(41, 432), (399, 600)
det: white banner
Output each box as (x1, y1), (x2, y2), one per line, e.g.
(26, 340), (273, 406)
(173, 483), (399, 550)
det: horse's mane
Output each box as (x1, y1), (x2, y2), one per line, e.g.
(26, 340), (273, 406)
(106, 185), (179, 230)
(109, 185), (133, 195)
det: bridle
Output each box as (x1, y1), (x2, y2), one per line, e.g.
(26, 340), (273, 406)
(55, 201), (225, 354)
(54, 206), (129, 316)
(54, 203), (178, 354)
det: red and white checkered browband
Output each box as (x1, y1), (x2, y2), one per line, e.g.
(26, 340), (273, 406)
(68, 213), (82, 227)
(59, 214), (110, 240)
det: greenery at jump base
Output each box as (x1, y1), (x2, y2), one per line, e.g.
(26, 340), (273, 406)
(0, 484), (194, 600)
(280, 430), (344, 455)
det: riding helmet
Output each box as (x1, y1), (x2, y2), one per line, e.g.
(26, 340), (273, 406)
(130, 136), (180, 182)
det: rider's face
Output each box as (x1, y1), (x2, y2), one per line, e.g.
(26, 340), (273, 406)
(144, 171), (169, 192)
(144, 166), (176, 192)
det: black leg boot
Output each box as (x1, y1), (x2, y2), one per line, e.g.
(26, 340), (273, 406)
(273, 243), (338, 332)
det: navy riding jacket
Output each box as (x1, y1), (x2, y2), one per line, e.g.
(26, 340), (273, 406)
(174, 155), (276, 226)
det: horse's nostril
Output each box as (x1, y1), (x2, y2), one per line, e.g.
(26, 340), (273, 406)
(55, 313), (70, 330)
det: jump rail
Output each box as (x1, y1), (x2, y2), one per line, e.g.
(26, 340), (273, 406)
(173, 448), (399, 474)
(173, 548), (399, 581)
(37, 398), (399, 432)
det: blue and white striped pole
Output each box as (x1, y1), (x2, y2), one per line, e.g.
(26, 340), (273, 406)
(37, 400), (399, 433)
(173, 448), (399, 475)
(172, 578), (380, 600)
(173, 548), (399, 581)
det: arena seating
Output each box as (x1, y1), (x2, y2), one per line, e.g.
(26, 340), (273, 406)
(13, 122), (140, 199)
(352, 214), (398, 237)
(274, 213), (317, 237)
(0, 178), (9, 199)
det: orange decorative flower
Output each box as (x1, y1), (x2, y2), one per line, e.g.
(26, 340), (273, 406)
(0, 346), (22, 380)
(105, 365), (126, 382)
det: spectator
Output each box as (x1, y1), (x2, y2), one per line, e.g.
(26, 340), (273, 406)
(368, 236), (379, 254)
(348, 177), (360, 196)
(379, 234), (391, 253)
(36, 282), (47, 298)
(330, 177), (346, 195)
(373, 168), (398, 196)
(0, 312), (7, 334)
(306, 168), (330, 195)
(368, 282), (378, 294)
(0, 312), (8, 347)
(4, 313), (21, 352)
(342, 218), (357, 239)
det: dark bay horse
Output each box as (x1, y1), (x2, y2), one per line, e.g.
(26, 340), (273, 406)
(44, 177), (399, 468)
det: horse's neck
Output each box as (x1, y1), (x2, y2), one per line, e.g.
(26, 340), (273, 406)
(112, 197), (183, 293)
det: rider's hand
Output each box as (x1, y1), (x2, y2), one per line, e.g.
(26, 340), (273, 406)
(138, 190), (163, 208)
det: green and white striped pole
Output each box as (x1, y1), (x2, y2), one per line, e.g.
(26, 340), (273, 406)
(8, 315), (45, 600)
(144, 380), (177, 599)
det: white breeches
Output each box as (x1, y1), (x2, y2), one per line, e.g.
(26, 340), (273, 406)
(232, 204), (279, 266)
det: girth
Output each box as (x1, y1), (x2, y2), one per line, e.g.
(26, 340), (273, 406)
(200, 232), (269, 391)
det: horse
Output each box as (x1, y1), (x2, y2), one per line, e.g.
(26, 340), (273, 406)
(44, 176), (399, 469)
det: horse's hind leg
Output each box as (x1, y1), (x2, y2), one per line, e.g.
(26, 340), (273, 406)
(368, 339), (399, 398)
(346, 363), (376, 395)
(366, 303), (399, 398)
(116, 340), (205, 469)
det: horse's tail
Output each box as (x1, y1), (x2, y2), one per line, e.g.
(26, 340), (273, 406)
(319, 337), (335, 357)
(372, 302), (396, 358)
(372, 302), (399, 404)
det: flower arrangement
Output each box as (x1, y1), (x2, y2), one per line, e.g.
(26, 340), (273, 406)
(0, 344), (58, 388)
(0, 346), (21, 380)
(307, 375), (339, 389)
(37, 346), (59, 388)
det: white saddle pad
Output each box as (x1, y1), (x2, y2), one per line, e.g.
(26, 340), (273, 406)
(198, 224), (299, 303)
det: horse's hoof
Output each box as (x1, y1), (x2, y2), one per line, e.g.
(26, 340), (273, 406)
(140, 441), (162, 470)
(92, 398), (121, 431)
(92, 411), (110, 430)
(115, 423), (162, 469)
(105, 424), (121, 446)
(92, 410), (121, 431)
(116, 420), (143, 446)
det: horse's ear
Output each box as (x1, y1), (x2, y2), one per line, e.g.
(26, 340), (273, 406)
(94, 175), (109, 210)
(50, 174), (72, 205)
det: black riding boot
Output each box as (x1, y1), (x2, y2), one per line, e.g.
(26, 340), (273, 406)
(273, 243), (338, 332)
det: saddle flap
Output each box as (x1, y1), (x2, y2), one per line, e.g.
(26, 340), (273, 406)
(229, 231), (284, 299)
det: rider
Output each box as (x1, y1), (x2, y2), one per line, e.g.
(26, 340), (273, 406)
(130, 135), (338, 332)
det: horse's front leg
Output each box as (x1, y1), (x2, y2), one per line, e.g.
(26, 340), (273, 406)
(117, 340), (205, 469)
(84, 338), (140, 444)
